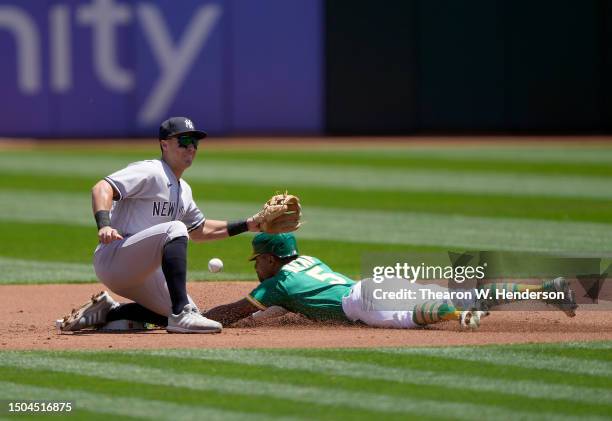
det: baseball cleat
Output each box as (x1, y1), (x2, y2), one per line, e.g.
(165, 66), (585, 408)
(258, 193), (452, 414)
(60, 291), (119, 332)
(544, 277), (578, 317)
(167, 304), (222, 334)
(459, 310), (489, 330)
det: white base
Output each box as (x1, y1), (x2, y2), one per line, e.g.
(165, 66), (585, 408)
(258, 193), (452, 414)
(99, 319), (146, 331)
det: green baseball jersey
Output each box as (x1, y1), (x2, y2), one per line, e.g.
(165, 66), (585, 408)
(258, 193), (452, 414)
(246, 256), (356, 321)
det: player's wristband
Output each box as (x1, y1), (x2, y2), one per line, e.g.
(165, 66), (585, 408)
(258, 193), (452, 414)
(95, 210), (111, 230)
(227, 220), (248, 237)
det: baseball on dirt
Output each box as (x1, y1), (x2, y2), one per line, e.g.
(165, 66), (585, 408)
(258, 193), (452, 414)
(208, 257), (224, 273)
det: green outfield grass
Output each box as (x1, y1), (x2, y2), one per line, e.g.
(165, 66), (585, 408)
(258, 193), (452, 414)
(0, 341), (610, 420)
(1, 142), (612, 283)
(1, 142), (611, 421)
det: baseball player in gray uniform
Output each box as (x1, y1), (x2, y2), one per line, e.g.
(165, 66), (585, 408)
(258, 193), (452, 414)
(60, 117), (263, 333)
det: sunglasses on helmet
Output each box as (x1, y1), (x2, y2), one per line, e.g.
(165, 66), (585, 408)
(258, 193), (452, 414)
(175, 135), (200, 149)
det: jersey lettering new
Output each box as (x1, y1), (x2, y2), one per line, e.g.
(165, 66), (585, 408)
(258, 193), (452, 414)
(104, 159), (205, 237)
(247, 256), (355, 321)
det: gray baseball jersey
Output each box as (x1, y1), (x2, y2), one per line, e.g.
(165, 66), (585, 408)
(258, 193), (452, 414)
(93, 158), (204, 316)
(104, 159), (205, 236)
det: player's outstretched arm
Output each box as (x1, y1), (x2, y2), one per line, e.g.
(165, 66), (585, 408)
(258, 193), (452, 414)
(189, 192), (302, 242)
(202, 298), (259, 326)
(189, 217), (260, 242)
(92, 180), (123, 244)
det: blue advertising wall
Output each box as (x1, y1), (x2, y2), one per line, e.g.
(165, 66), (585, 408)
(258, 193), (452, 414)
(0, 0), (322, 137)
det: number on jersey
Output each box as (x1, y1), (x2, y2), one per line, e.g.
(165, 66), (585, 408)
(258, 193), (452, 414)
(284, 256), (347, 285)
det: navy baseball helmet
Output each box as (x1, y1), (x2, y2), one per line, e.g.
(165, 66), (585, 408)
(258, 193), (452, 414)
(159, 117), (207, 140)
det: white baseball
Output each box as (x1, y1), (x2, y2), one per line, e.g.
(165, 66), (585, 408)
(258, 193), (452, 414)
(208, 257), (224, 273)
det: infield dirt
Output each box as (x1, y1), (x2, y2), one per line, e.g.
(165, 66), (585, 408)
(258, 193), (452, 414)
(1, 283), (611, 350)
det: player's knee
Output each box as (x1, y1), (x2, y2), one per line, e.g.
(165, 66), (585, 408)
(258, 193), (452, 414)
(165, 221), (189, 240)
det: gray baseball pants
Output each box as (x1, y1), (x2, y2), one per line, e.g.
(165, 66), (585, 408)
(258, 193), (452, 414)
(93, 221), (197, 317)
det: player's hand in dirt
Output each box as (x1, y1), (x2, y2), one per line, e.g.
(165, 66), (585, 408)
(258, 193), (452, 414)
(98, 226), (124, 244)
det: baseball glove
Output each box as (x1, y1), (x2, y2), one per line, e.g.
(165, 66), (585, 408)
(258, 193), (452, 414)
(252, 192), (302, 234)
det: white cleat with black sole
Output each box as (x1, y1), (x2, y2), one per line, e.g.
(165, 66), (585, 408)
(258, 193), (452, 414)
(544, 277), (578, 317)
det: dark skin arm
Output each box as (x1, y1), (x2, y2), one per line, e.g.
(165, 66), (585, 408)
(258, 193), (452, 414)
(202, 298), (260, 326)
